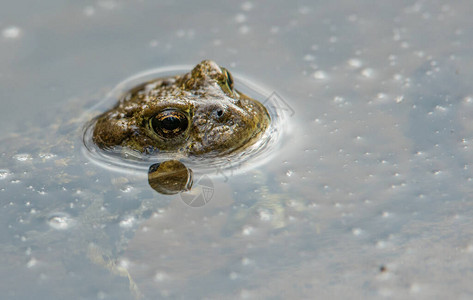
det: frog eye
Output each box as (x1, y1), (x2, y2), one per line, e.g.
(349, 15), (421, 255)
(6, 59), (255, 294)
(150, 109), (189, 139)
(219, 67), (234, 95)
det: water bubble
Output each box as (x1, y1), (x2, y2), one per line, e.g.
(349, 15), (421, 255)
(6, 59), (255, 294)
(242, 226), (254, 236)
(304, 54), (315, 61)
(13, 153), (32, 162)
(395, 95), (404, 103)
(241, 257), (253, 266)
(352, 228), (362, 236)
(239, 25), (250, 34)
(313, 70), (327, 80)
(298, 6), (311, 14)
(235, 14), (247, 23)
(118, 258), (130, 270)
(2, 26), (21, 39)
(410, 283), (421, 294)
(98, 0), (117, 10)
(149, 39), (159, 47)
(83, 6), (95, 16)
(120, 185), (133, 193)
(48, 213), (75, 230)
(241, 2), (253, 11)
(154, 271), (168, 282)
(119, 216), (135, 228)
(361, 68), (374, 78)
(270, 26), (279, 34)
(38, 153), (56, 160)
(26, 258), (38, 268)
(347, 58), (362, 68)
(434, 105), (447, 113)
(258, 209), (272, 221)
(0, 169), (11, 180)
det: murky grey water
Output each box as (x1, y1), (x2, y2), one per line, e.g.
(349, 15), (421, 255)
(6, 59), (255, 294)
(2, 1), (473, 299)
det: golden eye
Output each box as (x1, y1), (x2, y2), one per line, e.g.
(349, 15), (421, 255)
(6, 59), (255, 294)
(150, 109), (189, 139)
(219, 67), (234, 95)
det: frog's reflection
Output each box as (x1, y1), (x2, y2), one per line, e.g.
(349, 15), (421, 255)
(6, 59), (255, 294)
(148, 160), (193, 195)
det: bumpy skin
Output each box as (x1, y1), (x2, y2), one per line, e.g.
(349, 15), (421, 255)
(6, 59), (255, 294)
(93, 60), (270, 156)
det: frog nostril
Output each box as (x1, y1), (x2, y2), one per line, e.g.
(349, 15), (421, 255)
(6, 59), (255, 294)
(216, 109), (224, 117)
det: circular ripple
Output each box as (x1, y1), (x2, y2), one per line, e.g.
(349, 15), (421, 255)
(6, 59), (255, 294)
(82, 65), (288, 175)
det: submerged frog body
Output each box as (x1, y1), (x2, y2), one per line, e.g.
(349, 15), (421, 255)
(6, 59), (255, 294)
(92, 60), (270, 157)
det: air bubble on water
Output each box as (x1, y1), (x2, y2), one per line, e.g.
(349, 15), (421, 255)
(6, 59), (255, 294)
(229, 272), (239, 280)
(176, 29), (186, 38)
(465, 244), (473, 253)
(286, 170), (294, 177)
(360, 68), (374, 78)
(347, 58), (362, 68)
(154, 270), (169, 282)
(242, 226), (254, 236)
(83, 6), (95, 16)
(26, 258), (38, 268)
(38, 153), (56, 159)
(0, 169), (11, 180)
(13, 153), (32, 162)
(241, 257), (253, 266)
(434, 105), (447, 113)
(258, 209), (272, 221)
(118, 258), (130, 270)
(393, 73), (403, 81)
(304, 54), (315, 61)
(48, 213), (75, 230)
(376, 240), (388, 249)
(119, 216), (135, 228)
(241, 1), (253, 11)
(235, 14), (247, 23)
(313, 70), (327, 80)
(410, 283), (421, 294)
(149, 39), (159, 47)
(240, 289), (253, 299)
(352, 228), (362, 236)
(239, 25), (250, 34)
(2, 26), (21, 39)
(463, 96), (473, 104)
(120, 185), (133, 193)
(98, 0), (117, 10)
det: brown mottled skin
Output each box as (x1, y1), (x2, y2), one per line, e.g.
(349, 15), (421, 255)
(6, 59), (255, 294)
(92, 60), (270, 157)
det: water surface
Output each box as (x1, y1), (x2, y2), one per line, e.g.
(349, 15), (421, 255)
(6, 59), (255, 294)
(1, 1), (473, 299)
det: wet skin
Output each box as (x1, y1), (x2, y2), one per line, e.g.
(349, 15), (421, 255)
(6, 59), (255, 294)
(93, 60), (270, 157)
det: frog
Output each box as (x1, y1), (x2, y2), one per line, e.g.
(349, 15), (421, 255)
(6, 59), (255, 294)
(92, 60), (271, 157)
(0, 60), (292, 299)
